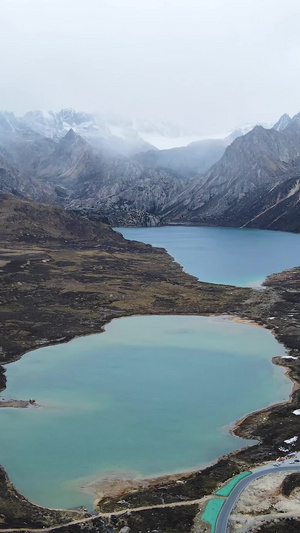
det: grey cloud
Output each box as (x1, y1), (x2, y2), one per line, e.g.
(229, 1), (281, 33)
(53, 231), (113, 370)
(1, 0), (300, 134)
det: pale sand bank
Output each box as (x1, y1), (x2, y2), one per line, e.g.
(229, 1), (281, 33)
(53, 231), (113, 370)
(0, 399), (40, 408)
(82, 471), (191, 507)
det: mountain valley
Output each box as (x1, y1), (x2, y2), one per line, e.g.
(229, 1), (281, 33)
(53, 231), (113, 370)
(0, 109), (299, 232)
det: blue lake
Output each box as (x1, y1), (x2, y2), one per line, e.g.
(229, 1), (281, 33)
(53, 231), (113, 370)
(116, 226), (300, 286)
(0, 315), (290, 510)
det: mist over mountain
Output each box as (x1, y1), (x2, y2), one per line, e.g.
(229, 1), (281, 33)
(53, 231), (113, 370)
(0, 109), (155, 159)
(133, 128), (252, 177)
(0, 110), (189, 224)
(0, 108), (233, 224)
(0, 107), (299, 231)
(134, 139), (228, 177)
(1, 108), (218, 154)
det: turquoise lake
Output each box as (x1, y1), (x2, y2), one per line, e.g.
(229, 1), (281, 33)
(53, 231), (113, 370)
(2, 225), (300, 510)
(1, 315), (290, 510)
(116, 226), (300, 286)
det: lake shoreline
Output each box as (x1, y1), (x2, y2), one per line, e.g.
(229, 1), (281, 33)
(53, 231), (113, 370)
(1, 233), (300, 530)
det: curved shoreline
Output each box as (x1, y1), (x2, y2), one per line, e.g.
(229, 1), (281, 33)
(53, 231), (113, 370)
(231, 354), (300, 437)
(1, 314), (284, 479)
(1, 231), (300, 529)
(3, 313), (295, 513)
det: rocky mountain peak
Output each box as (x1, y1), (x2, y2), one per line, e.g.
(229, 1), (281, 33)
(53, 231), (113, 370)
(287, 112), (300, 130)
(63, 128), (77, 141)
(58, 129), (87, 150)
(273, 113), (292, 132)
(281, 113), (300, 143)
(0, 111), (22, 134)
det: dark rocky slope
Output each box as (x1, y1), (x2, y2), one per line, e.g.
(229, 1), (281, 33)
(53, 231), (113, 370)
(242, 176), (300, 232)
(163, 114), (300, 231)
(0, 157), (55, 203)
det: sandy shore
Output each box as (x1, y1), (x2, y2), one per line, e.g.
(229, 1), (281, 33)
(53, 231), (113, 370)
(0, 399), (39, 408)
(83, 470), (191, 507)
(224, 315), (265, 328)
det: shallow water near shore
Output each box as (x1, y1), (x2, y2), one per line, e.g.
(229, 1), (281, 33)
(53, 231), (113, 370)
(1, 315), (290, 510)
(116, 226), (300, 287)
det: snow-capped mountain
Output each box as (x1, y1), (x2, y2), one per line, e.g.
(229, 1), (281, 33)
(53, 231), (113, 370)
(23, 109), (100, 139)
(21, 109), (208, 151)
(21, 109), (154, 156)
(0, 107), (278, 153)
(229, 121), (274, 138)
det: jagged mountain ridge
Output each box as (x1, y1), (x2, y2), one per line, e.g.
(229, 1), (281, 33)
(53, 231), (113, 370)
(0, 113), (187, 224)
(273, 113), (292, 132)
(161, 113), (300, 230)
(0, 109), (154, 159)
(27, 127), (185, 225)
(133, 126), (270, 178)
(0, 109), (224, 225)
(0, 108), (260, 226)
(0, 108), (300, 231)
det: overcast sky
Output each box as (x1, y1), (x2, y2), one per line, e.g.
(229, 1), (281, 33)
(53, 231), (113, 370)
(1, 0), (300, 135)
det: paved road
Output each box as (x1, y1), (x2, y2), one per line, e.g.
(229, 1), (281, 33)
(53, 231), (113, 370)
(2, 462), (300, 533)
(215, 463), (300, 533)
